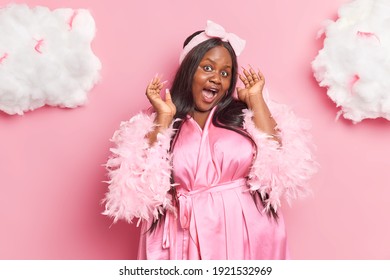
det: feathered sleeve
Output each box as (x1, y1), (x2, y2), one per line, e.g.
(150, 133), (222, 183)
(102, 112), (175, 225)
(243, 99), (319, 212)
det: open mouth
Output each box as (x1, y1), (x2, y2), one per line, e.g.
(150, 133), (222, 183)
(202, 87), (219, 102)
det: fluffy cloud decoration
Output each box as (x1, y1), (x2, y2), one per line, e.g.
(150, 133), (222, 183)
(0, 4), (101, 115)
(312, 0), (390, 123)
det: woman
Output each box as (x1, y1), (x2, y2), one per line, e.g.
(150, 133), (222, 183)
(103, 20), (317, 260)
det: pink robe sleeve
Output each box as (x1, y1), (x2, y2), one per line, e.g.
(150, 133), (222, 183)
(102, 112), (175, 224)
(243, 99), (319, 213)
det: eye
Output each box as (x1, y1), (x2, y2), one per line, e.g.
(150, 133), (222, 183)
(203, 65), (213, 72)
(221, 71), (229, 77)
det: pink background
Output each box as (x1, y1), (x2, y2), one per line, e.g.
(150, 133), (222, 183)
(1, 0), (389, 260)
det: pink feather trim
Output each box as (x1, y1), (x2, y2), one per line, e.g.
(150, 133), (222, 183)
(103, 101), (318, 223)
(102, 112), (175, 224)
(243, 101), (319, 212)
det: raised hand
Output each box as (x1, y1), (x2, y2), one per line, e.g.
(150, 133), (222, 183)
(237, 66), (279, 142)
(146, 75), (176, 125)
(237, 66), (265, 108)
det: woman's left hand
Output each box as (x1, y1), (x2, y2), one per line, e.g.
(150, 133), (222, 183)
(237, 66), (265, 108)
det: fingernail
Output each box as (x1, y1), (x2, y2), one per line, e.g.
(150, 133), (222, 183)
(161, 80), (168, 85)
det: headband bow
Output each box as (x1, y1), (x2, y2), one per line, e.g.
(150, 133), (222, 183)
(179, 20), (246, 64)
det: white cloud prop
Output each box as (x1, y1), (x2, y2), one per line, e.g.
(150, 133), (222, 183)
(0, 4), (101, 115)
(312, 0), (390, 123)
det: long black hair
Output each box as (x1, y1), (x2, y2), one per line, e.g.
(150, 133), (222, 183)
(148, 32), (277, 233)
(170, 31), (253, 152)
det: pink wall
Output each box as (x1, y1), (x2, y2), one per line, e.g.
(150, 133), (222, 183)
(1, 0), (389, 259)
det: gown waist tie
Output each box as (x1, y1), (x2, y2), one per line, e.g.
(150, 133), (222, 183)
(162, 178), (247, 249)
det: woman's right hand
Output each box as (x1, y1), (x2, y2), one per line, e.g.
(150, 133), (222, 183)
(146, 76), (176, 127)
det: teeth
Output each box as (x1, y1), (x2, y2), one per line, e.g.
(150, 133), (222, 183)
(206, 89), (218, 95)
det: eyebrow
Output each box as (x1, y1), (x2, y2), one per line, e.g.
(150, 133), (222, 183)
(202, 58), (232, 68)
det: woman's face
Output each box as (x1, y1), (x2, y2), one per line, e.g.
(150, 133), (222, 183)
(191, 45), (232, 112)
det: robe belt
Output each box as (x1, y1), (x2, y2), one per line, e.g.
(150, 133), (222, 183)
(162, 178), (246, 249)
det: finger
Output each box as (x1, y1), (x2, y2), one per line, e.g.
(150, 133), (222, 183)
(238, 73), (246, 83)
(165, 89), (172, 102)
(147, 83), (157, 95)
(239, 74), (250, 88)
(247, 73), (254, 82)
(148, 79), (158, 93)
(146, 81), (154, 95)
(155, 85), (163, 93)
(257, 70), (265, 81)
(151, 74), (163, 86)
(239, 73), (248, 84)
(249, 68), (259, 81)
(242, 67), (251, 79)
(243, 69), (256, 86)
(156, 73), (165, 83)
(165, 89), (176, 112)
(159, 80), (166, 89)
(147, 80), (162, 96)
(245, 72), (255, 86)
(154, 76), (161, 86)
(249, 64), (257, 76)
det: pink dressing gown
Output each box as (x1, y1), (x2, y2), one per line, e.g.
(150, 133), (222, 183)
(137, 107), (288, 259)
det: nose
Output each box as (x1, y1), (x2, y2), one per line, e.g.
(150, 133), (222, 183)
(209, 73), (221, 84)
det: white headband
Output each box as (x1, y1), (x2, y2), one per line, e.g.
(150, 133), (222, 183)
(179, 20), (246, 64)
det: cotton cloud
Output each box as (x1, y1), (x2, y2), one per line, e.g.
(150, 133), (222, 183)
(0, 4), (101, 115)
(312, 0), (390, 123)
